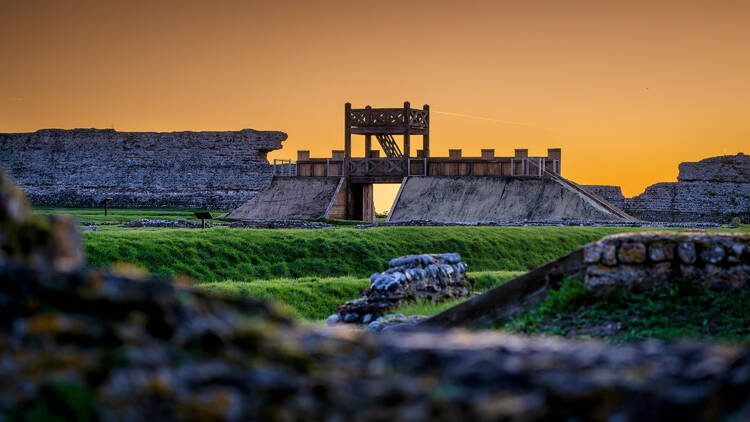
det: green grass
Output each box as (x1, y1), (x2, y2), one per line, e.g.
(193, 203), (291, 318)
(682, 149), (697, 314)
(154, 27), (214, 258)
(83, 226), (633, 281)
(503, 277), (750, 343)
(32, 206), (231, 224)
(199, 270), (522, 320)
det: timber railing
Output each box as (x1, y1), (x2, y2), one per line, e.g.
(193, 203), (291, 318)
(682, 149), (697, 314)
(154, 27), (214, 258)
(348, 108), (429, 129)
(272, 159), (297, 176)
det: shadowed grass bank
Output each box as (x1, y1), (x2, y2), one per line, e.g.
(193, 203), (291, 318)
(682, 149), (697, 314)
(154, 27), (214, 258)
(502, 277), (750, 343)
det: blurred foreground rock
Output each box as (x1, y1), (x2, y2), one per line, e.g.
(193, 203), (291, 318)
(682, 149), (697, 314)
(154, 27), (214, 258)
(1, 170), (750, 421)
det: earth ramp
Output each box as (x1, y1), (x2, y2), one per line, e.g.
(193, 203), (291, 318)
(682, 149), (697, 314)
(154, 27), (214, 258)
(226, 176), (344, 219)
(387, 176), (631, 222)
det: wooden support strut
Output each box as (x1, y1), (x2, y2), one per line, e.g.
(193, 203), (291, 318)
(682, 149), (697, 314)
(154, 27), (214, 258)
(403, 101), (410, 176)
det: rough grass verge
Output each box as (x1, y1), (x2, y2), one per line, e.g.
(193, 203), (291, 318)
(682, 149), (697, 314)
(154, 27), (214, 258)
(199, 270), (522, 320)
(502, 277), (750, 343)
(83, 226), (631, 281)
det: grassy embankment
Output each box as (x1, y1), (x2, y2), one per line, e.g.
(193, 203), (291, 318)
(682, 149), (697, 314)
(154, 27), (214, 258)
(83, 226), (631, 281)
(503, 277), (750, 343)
(37, 207), (750, 324)
(33, 207), (231, 224)
(80, 224), (632, 319)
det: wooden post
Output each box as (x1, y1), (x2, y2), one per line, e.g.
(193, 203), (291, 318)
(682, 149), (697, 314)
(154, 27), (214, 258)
(364, 106), (371, 160)
(423, 104), (429, 175)
(403, 101), (411, 158)
(403, 101), (410, 177)
(344, 102), (352, 218)
(344, 102), (352, 176)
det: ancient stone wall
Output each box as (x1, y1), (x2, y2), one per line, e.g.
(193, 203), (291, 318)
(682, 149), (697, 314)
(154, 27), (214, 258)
(584, 153), (750, 223)
(580, 185), (626, 209)
(584, 232), (749, 295)
(0, 128), (286, 209)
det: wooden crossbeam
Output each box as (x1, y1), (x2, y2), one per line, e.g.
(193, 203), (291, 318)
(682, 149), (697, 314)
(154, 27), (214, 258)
(375, 134), (403, 158)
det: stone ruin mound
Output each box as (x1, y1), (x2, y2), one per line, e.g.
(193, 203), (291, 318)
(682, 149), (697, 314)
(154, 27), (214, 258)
(2, 170), (750, 420)
(328, 253), (470, 325)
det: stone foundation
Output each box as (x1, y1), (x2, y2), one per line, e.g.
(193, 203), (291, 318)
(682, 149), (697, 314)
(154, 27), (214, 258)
(584, 232), (750, 295)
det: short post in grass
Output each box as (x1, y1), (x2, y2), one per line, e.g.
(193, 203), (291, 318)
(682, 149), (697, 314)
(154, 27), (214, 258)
(103, 197), (113, 216)
(194, 211), (213, 229)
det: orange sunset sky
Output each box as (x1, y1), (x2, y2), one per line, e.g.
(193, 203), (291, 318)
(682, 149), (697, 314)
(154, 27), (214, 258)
(1, 0), (748, 212)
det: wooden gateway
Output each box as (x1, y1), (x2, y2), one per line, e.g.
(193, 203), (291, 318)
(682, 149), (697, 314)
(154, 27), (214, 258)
(274, 102), (563, 221)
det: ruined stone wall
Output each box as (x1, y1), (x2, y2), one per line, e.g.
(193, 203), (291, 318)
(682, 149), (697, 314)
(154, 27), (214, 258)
(0, 128), (286, 209)
(580, 185), (626, 209)
(584, 153), (750, 223)
(584, 231), (749, 294)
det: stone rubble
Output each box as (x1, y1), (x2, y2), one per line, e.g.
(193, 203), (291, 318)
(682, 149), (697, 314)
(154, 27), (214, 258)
(330, 253), (470, 324)
(228, 219), (334, 229)
(584, 231), (750, 295)
(355, 219), (721, 229)
(122, 219), (228, 228)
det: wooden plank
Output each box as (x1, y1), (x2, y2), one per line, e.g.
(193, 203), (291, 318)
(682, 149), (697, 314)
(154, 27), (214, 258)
(419, 248), (585, 329)
(324, 177), (346, 219)
(386, 177), (409, 221)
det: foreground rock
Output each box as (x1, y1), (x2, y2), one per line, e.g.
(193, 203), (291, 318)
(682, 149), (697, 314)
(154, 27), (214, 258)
(2, 171), (750, 420)
(330, 253), (470, 324)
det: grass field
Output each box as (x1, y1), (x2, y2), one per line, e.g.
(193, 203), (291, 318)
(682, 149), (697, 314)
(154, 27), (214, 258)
(32, 206), (231, 223)
(34, 207), (749, 334)
(82, 225), (634, 281)
(503, 277), (750, 343)
(200, 270), (523, 320)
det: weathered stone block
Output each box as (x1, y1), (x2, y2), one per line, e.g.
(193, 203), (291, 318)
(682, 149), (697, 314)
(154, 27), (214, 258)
(699, 243), (725, 264)
(583, 243), (603, 264)
(727, 242), (745, 264)
(600, 244), (618, 266)
(678, 242), (697, 264)
(641, 262), (673, 290)
(585, 265), (647, 295)
(648, 242), (674, 262)
(678, 264), (706, 287)
(618, 242), (647, 264)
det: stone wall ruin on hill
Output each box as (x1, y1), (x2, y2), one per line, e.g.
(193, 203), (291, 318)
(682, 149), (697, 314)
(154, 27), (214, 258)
(585, 153), (750, 223)
(0, 128), (286, 209)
